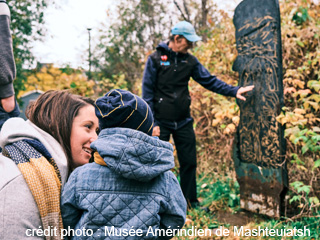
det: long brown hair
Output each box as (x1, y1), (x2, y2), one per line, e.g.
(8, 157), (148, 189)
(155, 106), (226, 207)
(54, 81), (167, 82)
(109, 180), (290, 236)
(26, 90), (94, 173)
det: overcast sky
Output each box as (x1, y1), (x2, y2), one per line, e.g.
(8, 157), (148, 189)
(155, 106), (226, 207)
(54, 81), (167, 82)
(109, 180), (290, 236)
(32, 0), (242, 69)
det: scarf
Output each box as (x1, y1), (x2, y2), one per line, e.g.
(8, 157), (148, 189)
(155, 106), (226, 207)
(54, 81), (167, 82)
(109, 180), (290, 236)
(94, 151), (107, 166)
(3, 139), (63, 240)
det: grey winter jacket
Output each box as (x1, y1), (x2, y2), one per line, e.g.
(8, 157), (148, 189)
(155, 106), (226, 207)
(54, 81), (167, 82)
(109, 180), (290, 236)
(0, 1), (19, 132)
(0, 118), (68, 240)
(0, 1), (15, 98)
(61, 128), (187, 239)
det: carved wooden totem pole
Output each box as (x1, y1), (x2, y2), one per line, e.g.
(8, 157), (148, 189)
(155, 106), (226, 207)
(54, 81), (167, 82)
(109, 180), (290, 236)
(232, 0), (287, 218)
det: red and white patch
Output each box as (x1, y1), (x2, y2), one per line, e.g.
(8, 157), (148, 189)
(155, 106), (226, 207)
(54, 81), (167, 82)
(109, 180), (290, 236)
(161, 55), (168, 61)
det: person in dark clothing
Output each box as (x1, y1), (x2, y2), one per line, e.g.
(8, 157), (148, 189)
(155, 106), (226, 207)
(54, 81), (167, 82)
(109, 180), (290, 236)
(0, 0), (20, 154)
(0, 0), (20, 133)
(142, 20), (254, 207)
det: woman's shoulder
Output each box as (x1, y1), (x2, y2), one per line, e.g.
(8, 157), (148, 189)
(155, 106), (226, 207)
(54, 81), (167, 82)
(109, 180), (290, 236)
(0, 153), (21, 190)
(1, 118), (69, 185)
(0, 154), (42, 239)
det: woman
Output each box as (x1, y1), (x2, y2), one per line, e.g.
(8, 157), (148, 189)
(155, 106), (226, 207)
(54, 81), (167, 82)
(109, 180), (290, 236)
(0, 90), (99, 239)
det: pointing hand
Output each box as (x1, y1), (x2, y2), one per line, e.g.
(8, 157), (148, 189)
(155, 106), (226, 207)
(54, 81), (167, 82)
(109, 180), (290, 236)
(236, 85), (255, 101)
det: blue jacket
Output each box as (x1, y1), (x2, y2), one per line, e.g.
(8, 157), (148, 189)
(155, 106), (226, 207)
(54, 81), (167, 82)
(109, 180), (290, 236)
(142, 42), (239, 130)
(61, 128), (187, 239)
(0, 100), (20, 134)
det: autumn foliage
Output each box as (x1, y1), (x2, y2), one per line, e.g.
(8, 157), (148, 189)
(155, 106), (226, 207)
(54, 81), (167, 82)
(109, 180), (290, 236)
(19, 65), (96, 98)
(21, 0), (319, 221)
(189, 0), (320, 217)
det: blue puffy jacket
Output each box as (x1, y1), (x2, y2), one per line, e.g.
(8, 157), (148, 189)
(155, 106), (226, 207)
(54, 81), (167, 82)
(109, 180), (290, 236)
(61, 128), (187, 239)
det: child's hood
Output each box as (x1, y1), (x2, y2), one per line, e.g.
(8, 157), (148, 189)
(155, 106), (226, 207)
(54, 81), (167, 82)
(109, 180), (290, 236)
(90, 128), (175, 182)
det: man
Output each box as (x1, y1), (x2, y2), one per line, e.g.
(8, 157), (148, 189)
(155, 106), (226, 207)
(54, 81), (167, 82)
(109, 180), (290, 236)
(142, 21), (253, 207)
(0, 0), (20, 133)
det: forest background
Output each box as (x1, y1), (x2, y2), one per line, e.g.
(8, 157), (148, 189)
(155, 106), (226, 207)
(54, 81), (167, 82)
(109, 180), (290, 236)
(8, 0), (320, 239)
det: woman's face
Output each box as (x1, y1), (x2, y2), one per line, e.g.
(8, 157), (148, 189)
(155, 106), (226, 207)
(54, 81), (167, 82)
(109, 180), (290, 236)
(70, 105), (99, 168)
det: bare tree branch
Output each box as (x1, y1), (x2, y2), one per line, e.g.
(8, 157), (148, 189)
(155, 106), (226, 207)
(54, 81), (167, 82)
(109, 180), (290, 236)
(182, 0), (190, 22)
(173, 0), (188, 21)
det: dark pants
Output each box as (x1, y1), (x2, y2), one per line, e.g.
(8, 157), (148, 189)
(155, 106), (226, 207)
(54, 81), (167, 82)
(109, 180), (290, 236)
(159, 121), (198, 205)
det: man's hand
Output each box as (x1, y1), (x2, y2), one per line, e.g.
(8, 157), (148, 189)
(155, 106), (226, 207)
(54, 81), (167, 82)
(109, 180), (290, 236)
(152, 126), (160, 137)
(1, 95), (15, 112)
(236, 85), (255, 101)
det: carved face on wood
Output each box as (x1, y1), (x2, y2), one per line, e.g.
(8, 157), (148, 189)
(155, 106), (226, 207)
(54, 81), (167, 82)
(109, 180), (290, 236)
(234, 15), (284, 167)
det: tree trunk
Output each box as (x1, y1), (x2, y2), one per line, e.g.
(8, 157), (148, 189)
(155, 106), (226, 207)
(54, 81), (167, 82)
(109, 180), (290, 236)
(201, 0), (208, 42)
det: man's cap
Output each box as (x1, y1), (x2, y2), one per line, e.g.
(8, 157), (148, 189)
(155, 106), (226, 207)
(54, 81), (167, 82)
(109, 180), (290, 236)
(95, 89), (154, 136)
(171, 21), (202, 42)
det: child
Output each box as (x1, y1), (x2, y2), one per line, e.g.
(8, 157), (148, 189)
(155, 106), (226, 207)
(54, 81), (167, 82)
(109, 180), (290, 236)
(61, 89), (187, 239)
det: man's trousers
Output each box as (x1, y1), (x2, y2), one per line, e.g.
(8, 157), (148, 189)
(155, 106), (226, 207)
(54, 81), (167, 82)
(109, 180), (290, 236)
(159, 121), (198, 205)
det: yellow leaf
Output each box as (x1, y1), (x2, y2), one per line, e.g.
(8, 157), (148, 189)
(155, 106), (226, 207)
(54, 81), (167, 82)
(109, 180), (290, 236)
(307, 94), (320, 103)
(214, 112), (223, 119)
(232, 116), (240, 125)
(293, 108), (306, 115)
(297, 165), (308, 172)
(224, 128), (231, 135)
(293, 79), (305, 88)
(227, 123), (236, 131)
(284, 87), (297, 94)
(185, 218), (193, 225)
(201, 183), (207, 188)
(211, 119), (220, 127)
(304, 101), (319, 111)
(313, 127), (320, 133)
